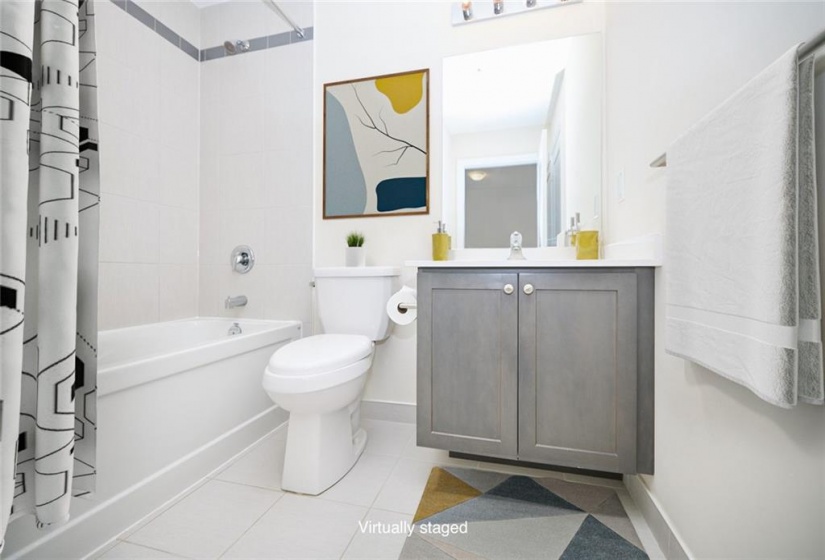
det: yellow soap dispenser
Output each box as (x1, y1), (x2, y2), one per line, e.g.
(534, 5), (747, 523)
(432, 221), (450, 261)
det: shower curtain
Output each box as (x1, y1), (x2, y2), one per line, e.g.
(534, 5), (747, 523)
(0, 0), (99, 548)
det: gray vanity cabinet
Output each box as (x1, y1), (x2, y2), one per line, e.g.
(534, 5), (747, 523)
(416, 271), (519, 459)
(417, 267), (654, 475)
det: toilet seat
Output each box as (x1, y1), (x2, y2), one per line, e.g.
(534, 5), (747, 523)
(264, 334), (374, 394)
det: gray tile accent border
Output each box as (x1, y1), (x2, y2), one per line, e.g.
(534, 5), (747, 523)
(200, 45), (226, 62)
(125, 0), (155, 30)
(111, 0), (313, 64)
(268, 31), (291, 49)
(248, 36), (268, 53)
(180, 38), (199, 60)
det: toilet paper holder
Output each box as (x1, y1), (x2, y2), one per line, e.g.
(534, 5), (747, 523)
(396, 302), (417, 313)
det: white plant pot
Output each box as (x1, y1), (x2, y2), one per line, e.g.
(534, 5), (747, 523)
(345, 247), (366, 267)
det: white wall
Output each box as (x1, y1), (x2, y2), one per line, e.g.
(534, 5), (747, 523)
(314, 0), (606, 404)
(96, 0), (201, 330)
(198, 1), (314, 330)
(604, 2), (825, 557)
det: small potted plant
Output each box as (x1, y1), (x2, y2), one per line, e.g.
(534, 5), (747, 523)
(345, 231), (366, 267)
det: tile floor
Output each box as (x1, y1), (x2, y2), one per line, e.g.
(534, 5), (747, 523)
(94, 419), (664, 559)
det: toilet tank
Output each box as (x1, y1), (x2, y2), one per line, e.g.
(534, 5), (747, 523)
(314, 267), (400, 341)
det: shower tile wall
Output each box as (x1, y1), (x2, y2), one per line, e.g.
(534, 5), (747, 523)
(96, 0), (201, 329)
(198, 2), (314, 329)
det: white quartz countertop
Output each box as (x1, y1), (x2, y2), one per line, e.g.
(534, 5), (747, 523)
(406, 235), (664, 269)
(405, 259), (661, 268)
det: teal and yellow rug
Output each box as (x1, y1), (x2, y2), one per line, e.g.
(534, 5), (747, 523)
(400, 467), (649, 560)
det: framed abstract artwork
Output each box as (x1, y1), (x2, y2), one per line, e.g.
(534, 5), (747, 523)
(323, 69), (429, 219)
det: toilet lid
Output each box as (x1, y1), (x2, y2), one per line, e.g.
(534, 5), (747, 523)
(267, 334), (373, 376)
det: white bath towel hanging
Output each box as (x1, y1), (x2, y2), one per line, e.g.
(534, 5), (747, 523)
(665, 44), (824, 408)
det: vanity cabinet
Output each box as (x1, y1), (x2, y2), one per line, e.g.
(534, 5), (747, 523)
(416, 267), (654, 475)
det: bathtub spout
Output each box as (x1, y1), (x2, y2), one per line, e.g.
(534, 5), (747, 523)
(225, 295), (248, 309)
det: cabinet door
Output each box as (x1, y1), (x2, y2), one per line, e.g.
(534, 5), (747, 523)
(417, 271), (519, 459)
(518, 272), (638, 472)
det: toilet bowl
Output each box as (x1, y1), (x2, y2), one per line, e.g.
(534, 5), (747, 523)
(264, 334), (374, 494)
(261, 266), (399, 496)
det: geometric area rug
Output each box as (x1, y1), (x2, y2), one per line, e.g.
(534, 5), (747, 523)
(399, 467), (649, 560)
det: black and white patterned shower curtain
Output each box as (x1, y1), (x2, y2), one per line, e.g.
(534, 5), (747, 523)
(0, 0), (99, 547)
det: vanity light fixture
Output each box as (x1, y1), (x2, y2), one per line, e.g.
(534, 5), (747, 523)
(468, 170), (488, 182)
(461, 1), (473, 21)
(452, 0), (581, 26)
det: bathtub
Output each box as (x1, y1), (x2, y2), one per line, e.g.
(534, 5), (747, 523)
(4, 318), (300, 559)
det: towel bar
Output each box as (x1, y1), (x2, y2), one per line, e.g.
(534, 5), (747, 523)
(650, 26), (825, 169)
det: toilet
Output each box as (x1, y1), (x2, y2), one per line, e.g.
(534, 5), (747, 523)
(262, 266), (399, 495)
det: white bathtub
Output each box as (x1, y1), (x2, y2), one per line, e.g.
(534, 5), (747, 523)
(98, 318), (301, 396)
(5, 318), (301, 559)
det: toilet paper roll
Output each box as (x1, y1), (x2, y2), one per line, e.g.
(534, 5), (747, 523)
(387, 286), (417, 325)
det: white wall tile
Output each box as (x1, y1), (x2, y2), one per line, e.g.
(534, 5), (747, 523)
(158, 144), (199, 209)
(96, 2), (201, 329)
(219, 264), (267, 319)
(198, 264), (222, 317)
(261, 206), (312, 265)
(219, 152), (264, 210)
(264, 264), (312, 326)
(262, 150), (313, 208)
(220, 207), (265, 262)
(98, 263), (159, 330)
(158, 206), (199, 264)
(163, 1), (202, 49)
(199, 210), (222, 265)
(158, 264), (199, 321)
(219, 50), (265, 102)
(262, 104), (312, 154)
(219, 93), (263, 155)
(199, 5), (224, 50)
(99, 194), (159, 264)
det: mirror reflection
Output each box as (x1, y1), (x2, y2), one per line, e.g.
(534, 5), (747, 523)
(443, 33), (604, 249)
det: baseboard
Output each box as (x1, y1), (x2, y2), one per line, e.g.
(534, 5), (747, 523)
(360, 400), (416, 423)
(5, 407), (288, 560)
(624, 474), (692, 560)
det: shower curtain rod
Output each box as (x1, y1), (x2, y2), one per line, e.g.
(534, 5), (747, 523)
(262, 0), (305, 39)
(649, 27), (825, 168)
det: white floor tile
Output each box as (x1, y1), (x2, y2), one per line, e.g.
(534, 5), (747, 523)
(318, 453), (397, 508)
(117, 478), (211, 540)
(125, 480), (282, 559)
(222, 493), (367, 559)
(362, 419), (416, 458)
(97, 541), (186, 559)
(372, 460), (440, 516)
(214, 431), (287, 490)
(342, 508), (413, 560)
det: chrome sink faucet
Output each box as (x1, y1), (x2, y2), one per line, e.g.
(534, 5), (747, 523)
(225, 295), (248, 309)
(508, 231), (525, 260)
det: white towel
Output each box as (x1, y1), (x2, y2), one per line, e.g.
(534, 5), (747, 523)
(665, 45), (824, 408)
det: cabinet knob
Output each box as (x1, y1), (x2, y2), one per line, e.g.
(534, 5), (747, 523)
(523, 284), (534, 295)
(503, 284), (514, 295)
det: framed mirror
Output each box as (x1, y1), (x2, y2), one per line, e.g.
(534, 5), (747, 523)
(442, 33), (603, 249)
